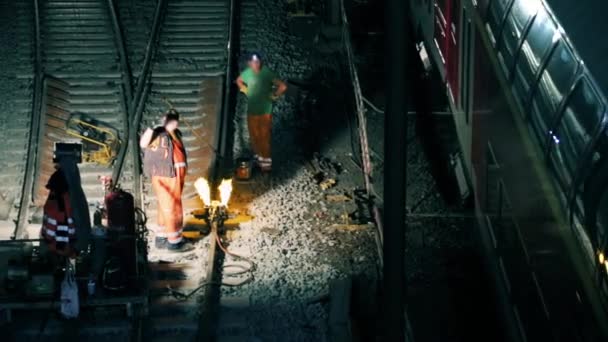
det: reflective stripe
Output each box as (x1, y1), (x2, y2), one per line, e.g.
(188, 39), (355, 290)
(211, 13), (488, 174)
(257, 157), (272, 166)
(56, 236), (69, 242)
(46, 217), (74, 225)
(174, 162), (187, 168)
(166, 229), (183, 238)
(57, 225), (69, 232)
(168, 236), (183, 244)
(45, 228), (75, 238)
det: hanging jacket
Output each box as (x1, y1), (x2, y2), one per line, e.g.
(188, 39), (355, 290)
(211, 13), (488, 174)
(41, 190), (76, 256)
(143, 128), (186, 178)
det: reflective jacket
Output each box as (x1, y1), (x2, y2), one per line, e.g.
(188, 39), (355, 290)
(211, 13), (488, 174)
(41, 191), (76, 256)
(143, 128), (186, 178)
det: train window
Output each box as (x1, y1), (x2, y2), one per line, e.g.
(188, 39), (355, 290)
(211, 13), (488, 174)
(529, 42), (578, 147)
(487, 0), (513, 40)
(498, 0), (540, 76)
(595, 190), (608, 253)
(511, 7), (556, 111)
(550, 79), (603, 189)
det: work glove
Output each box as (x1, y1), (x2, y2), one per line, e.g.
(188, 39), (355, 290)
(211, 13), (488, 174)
(239, 85), (248, 95)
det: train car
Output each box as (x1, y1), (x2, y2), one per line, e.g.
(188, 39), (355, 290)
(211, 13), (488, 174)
(410, 0), (608, 340)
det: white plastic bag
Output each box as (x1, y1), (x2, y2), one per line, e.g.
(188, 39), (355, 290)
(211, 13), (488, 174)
(60, 264), (79, 319)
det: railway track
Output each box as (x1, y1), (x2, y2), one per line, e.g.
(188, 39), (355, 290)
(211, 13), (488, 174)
(0, 0), (35, 237)
(11, 0), (133, 240)
(128, 0), (234, 339)
(6, 0), (240, 339)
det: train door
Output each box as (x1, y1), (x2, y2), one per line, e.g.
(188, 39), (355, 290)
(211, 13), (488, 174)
(434, 0), (460, 104)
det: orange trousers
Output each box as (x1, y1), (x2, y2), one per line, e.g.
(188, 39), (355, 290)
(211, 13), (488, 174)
(247, 114), (272, 160)
(151, 167), (186, 242)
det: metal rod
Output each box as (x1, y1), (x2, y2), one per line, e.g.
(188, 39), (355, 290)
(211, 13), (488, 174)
(218, 0), (240, 174)
(339, 0), (385, 272)
(384, 0), (409, 340)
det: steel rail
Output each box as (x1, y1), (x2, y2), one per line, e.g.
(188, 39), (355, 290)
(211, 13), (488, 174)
(13, 0), (43, 239)
(198, 0), (239, 340)
(106, 0), (136, 198)
(106, 0), (134, 110)
(129, 0), (167, 114)
(113, 0), (167, 207)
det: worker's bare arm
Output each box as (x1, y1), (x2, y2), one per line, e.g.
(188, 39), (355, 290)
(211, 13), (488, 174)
(236, 75), (246, 88)
(139, 127), (154, 149)
(236, 76), (248, 94)
(273, 79), (287, 97)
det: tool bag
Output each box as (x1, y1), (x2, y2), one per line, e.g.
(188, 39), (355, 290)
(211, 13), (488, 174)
(102, 256), (127, 291)
(60, 263), (79, 319)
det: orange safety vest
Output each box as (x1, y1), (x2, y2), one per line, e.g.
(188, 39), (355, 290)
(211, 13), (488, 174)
(41, 191), (76, 256)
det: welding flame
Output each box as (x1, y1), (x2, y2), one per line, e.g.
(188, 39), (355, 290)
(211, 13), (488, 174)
(194, 177), (211, 206)
(219, 178), (233, 207)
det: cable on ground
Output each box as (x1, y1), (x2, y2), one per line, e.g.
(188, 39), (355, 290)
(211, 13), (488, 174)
(165, 230), (256, 301)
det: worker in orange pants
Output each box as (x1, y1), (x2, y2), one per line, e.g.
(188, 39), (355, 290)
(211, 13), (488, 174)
(236, 53), (287, 172)
(247, 113), (273, 168)
(140, 110), (193, 253)
(151, 161), (186, 243)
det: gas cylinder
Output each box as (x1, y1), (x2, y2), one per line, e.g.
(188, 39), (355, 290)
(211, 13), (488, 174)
(104, 189), (135, 233)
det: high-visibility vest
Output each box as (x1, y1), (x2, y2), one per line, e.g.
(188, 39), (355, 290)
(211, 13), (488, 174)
(143, 128), (187, 178)
(41, 191), (76, 256)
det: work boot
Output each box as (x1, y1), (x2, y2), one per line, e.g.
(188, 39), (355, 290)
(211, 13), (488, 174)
(257, 157), (272, 173)
(167, 240), (195, 253)
(155, 236), (168, 249)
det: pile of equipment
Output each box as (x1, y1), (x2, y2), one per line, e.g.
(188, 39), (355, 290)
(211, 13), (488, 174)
(65, 112), (121, 166)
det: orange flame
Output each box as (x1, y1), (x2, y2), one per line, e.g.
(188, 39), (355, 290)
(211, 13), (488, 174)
(194, 177), (211, 206)
(218, 178), (233, 207)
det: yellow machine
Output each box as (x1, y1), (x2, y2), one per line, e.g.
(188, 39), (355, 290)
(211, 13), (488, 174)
(65, 113), (121, 166)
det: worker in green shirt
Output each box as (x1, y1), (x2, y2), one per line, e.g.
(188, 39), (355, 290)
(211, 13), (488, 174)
(236, 53), (287, 172)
